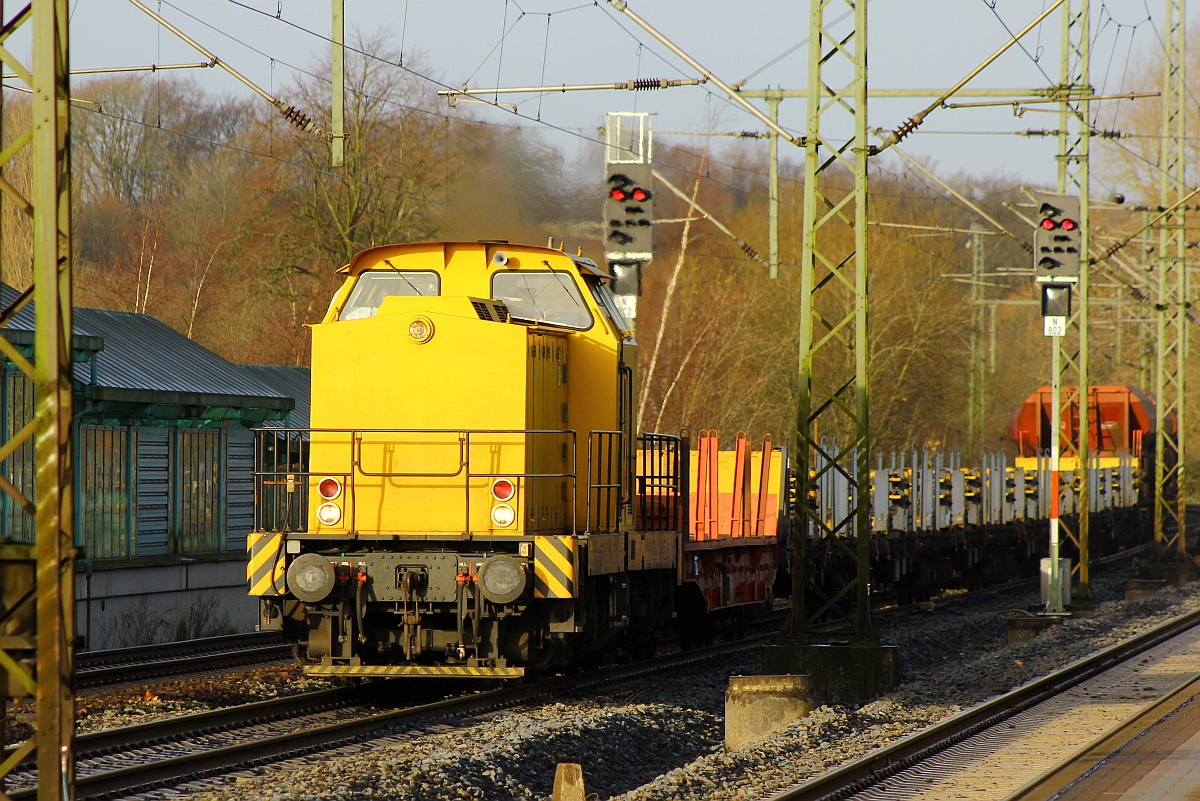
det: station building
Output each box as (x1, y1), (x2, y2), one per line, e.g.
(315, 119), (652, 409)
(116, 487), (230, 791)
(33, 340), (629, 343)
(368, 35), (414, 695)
(0, 284), (308, 649)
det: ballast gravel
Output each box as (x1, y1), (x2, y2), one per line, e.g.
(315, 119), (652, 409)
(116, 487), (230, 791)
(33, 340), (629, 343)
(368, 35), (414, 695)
(2, 665), (334, 745)
(141, 574), (1200, 801)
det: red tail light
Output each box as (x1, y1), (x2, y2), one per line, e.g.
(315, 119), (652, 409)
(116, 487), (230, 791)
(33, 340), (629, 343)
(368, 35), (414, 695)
(318, 477), (342, 500)
(491, 478), (516, 502)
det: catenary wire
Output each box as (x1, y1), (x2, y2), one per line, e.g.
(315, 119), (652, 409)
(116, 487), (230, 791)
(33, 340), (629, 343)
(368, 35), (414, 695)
(103, 2), (1171, 266)
(204, 0), (818, 213)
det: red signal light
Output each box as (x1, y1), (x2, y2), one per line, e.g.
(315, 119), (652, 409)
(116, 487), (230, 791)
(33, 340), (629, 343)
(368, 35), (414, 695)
(610, 187), (627, 201)
(1039, 218), (1057, 230)
(631, 187), (649, 202)
(1059, 218), (1077, 231)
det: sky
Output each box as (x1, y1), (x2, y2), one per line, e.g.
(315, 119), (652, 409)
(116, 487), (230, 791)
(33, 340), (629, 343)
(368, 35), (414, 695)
(59, 1), (1179, 193)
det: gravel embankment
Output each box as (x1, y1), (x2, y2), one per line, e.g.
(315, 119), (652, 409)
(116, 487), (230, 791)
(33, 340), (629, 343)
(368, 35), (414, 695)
(147, 574), (1200, 801)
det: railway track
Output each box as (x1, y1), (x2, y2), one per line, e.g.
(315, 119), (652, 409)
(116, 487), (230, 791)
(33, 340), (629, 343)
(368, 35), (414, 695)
(67, 543), (1152, 693)
(4, 552), (1165, 799)
(5, 636), (773, 800)
(75, 632), (292, 689)
(764, 605), (1200, 801)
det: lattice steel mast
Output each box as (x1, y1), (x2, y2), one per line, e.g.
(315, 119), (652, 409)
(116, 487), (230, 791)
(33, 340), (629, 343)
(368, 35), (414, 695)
(1152, 0), (1187, 563)
(788, 0), (874, 644)
(0, 2), (75, 799)
(1053, 0), (1092, 601)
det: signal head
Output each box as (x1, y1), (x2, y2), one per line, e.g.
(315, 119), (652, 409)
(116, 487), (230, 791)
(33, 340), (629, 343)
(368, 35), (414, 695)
(1032, 191), (1081, 283)
(604, 163), (654, 262)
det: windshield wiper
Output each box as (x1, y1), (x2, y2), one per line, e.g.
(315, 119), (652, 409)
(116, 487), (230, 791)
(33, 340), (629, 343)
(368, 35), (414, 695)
(546, 262), (585, 315)
(383, 259), (426, 295)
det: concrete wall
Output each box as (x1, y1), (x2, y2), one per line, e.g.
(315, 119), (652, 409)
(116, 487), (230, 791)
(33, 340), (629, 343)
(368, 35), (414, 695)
(75, 557), (257, 650)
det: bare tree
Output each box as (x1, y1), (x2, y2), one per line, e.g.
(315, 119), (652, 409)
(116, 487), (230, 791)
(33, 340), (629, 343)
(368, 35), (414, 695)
(276, 35), (447, 265)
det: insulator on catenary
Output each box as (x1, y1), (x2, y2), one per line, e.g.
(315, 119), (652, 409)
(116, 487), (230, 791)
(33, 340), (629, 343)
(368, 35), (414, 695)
(878, 109), (927, 149)
(282, 104), (310, 127)
(628, 78), (667, 90)
(740, 242), (760, 261)
(276, 101), (332, 141)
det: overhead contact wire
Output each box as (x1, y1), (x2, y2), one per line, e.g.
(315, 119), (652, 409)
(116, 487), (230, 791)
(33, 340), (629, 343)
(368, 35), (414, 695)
(212, 0), (807, 209)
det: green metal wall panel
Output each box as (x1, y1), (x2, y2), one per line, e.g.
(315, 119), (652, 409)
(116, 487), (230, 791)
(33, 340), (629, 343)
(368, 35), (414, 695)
(135, 427), (170, 556)
(226, 428), (254, 552)
(77, 425), (133, 559)
(1, 372), (36, 543)
(174, 428), (224, 554)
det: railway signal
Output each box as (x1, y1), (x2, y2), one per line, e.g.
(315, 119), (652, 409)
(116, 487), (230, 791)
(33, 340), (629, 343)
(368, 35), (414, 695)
(1033, 193), (1081, 283)
(1028, 191), (1082, 615)
(604, 161), (654, 264)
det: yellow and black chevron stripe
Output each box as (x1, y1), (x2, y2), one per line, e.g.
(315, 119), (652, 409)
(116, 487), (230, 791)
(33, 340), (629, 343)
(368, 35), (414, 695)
(247, 531), (286, 597)
(304, 664), (525, 678)
(533, 535), (575, 598)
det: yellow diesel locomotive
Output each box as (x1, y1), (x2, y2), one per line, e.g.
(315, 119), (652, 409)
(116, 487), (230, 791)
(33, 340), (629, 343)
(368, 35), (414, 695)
(247, 241), (782, 678)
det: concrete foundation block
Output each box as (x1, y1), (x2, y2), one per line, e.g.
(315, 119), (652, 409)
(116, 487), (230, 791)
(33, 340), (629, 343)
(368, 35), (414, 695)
(1069, 600), (1099, 618)
(761, 643), (900, 702)
(1005, 613), (1065, 645)
(1039, 557), (1072, 607)
(724, 674), (816, 751)
(1124, 578), (1168, 601)
(1138, 560), (1197, 586)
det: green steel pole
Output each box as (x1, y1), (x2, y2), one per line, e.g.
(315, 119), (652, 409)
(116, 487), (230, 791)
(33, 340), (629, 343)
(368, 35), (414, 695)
(969, 229), (985, 454)
(332, 0), (345, 167)
(768, 95), (780, 281)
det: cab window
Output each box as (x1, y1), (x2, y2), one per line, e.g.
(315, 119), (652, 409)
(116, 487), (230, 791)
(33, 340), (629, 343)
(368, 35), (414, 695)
(340, 270), (440, 320)
(492, 271), (593, 330)
(586, 276), (634, 342)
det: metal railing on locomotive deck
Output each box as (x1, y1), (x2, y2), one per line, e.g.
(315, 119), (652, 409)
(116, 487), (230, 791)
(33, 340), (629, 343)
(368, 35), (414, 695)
(585, 430), (687, 534)
(252, 427), (688, 536)
(637, 433), (687, 534)
(255, 429), (308, 532)
(253, 427), (578, 536)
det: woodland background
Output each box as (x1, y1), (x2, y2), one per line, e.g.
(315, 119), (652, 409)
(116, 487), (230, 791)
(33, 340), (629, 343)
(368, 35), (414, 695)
(0, 37), (1186, 464)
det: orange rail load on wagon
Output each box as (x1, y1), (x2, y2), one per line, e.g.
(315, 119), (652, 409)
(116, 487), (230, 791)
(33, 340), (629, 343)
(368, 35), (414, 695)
(689, 431), (784, 540)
